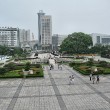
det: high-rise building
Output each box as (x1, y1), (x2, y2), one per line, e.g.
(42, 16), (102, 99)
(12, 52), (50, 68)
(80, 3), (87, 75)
(0, 27), (19, 47)
(38, 10), (52, 50)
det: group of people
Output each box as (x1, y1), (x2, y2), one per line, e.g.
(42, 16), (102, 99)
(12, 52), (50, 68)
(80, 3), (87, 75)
(68, 74), (100, 85)
(69, 75), (74, 85)
(90, 73), (100, 84)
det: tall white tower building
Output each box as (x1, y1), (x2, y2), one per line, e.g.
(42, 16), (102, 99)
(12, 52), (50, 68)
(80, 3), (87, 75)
(38, 10), (52, 50)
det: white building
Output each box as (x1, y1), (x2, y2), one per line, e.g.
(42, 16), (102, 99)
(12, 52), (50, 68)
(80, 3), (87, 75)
(38, 10), (52, 50)
(0, 27), (19, 47)
(90, 33), (110, 46)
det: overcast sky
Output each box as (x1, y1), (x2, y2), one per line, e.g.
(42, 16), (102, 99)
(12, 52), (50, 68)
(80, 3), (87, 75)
(0, 0), (110, 40)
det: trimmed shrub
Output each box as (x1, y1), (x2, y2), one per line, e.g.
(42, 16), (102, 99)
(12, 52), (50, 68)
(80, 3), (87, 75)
(0, 68), (7, 75)
(99, 61), (108, 67)
(36, 64), (41, 68)
(4, 62), (16, 71)
(95, 68), (104, 74)
(69, 62), (76, 67)
(0, 63), (4, 65)
(86, 58), (94, 66)
(86, 69), (91, 73)
(24, 62), (31, 71)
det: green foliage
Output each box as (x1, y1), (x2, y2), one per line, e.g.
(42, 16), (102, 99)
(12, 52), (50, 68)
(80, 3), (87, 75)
(89, 44), (110, 55)
(69, 62), (76, 67)
(89, 44), (102, 54)
(0, 45), (9, 55)
(0, 45), (26, 57)
(24, 62), (31, 71)
(36, 64), (41, 68)
(60, 32), (93, 54)
(4, 62), (16, 71)
(0, 63), (44, 78)
(87, 58), (94, 66)
(96, 68), (104, 74)
(0, 68), (7, 75)
(86, 69), (91, 73)
(99, 61), (108, 67)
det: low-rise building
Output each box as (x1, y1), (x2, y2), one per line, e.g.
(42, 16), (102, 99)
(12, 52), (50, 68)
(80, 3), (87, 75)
(90, 33), (110, 46)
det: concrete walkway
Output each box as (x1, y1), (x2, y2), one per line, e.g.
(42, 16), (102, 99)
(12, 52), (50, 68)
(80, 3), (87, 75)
(0, 65), (110, 110)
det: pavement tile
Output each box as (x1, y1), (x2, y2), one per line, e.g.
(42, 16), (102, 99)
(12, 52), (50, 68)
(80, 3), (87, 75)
(13, 96), (61, 110)
(62, 94), (110, 110)
(0, 99), (12, 110)
(0, 87), (17, 98)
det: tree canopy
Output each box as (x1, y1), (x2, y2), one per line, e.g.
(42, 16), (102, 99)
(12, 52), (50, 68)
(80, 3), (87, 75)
(60, 32), (93, 54)
(0, 45), (25, 57)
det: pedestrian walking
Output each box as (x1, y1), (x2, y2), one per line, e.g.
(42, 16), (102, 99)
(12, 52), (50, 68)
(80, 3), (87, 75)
(60, 65), (62, 70)
(89, 73), (92, 81)
(71, 75), (74, 84)
(92, 75), (95, 84)
(96, 75), (100, 83)
(58, 63), (60, 69)
(69, 75), (74, 85)
(52, 64), (54, 69)
(50, 64), (52, 70)
(69, 75), (72, 85)
(49, 65), (51, 70)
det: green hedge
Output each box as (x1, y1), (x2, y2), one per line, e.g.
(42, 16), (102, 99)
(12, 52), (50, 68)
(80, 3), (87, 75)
(0, 63), (4, 65)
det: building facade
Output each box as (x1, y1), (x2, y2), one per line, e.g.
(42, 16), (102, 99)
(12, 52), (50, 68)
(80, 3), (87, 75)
(19, 29), (31, 49)
(90, 33), (110, 46)
(38, 10), (52, 50)
(0, 27), (19, 47)
(52, 34), (67, 50)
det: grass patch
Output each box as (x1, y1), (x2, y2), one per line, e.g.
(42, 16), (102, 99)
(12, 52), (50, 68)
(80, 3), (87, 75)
(0, 70), (22, 78)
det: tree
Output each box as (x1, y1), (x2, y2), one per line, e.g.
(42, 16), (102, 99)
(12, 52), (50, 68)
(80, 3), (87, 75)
(24, 62), (31, 71)
(0, 45), (24, 57)
(60, 32), (93, 54)
(89, 44), (102, 54)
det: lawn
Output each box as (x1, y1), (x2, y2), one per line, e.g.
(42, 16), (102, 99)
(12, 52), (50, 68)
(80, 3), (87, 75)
(0, 70), (22, 78)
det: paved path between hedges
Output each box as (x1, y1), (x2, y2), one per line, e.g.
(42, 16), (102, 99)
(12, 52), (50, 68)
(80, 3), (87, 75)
(0, 64), (110, 110)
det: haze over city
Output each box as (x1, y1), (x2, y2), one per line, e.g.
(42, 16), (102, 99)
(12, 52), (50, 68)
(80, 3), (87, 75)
(0, 0), (110, 39)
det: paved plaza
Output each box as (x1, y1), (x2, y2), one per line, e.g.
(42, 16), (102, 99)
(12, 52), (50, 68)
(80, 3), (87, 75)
(0, 64), (110, 110)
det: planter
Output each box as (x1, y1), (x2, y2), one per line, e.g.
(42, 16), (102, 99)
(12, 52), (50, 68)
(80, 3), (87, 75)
(22, 69), (29, 78)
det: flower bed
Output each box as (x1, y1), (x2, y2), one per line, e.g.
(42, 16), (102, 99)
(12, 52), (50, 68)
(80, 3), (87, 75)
(0, 63), (44, 78)
(70, 61), (110, 75)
